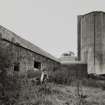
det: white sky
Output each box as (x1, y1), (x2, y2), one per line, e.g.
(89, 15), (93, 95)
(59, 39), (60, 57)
(0, 0), (105, 58)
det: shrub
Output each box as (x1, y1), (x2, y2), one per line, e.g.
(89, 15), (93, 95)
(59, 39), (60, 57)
(49, 68), (73, 85)
(82, 78), (105, 89)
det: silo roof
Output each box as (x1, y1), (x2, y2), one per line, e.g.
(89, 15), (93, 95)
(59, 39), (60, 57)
(79, 11), (105, 17)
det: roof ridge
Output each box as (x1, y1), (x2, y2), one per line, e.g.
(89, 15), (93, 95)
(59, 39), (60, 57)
(0, 25), (59, 62)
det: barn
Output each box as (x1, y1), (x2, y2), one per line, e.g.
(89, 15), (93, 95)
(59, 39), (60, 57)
(0, 25), (60, 77)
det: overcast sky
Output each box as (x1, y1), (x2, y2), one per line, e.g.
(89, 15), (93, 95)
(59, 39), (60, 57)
(0, 0), (105, 57)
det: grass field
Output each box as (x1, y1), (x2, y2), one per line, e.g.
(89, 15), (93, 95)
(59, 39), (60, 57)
(1, 77), (105, 105)
(17, 81), (105, 105)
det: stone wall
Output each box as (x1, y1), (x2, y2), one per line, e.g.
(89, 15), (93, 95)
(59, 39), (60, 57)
(0, 38), (60, 78)
(60, 63), (87, 80)
(0, 37), (60, 104)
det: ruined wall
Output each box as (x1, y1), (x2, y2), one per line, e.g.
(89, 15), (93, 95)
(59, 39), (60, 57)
(60, 64), (87, 80)
(78, 12), (105, 74)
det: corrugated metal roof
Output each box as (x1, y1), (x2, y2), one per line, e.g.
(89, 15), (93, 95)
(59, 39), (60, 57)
(0, 25), (59, 62)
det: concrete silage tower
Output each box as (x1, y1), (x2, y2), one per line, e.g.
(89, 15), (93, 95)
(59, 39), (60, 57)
(78, 11), (105, 74)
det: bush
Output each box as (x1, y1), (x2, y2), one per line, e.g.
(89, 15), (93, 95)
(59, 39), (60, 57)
(49, 69), (73, 85)
(82, 78), (105, 89)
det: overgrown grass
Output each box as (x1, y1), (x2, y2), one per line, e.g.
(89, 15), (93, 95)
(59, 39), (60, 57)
(17, 80), (54, 105)
(49, 69), (74, 85)
(81, 78), (105, 89)
(49, 68), (105, 90)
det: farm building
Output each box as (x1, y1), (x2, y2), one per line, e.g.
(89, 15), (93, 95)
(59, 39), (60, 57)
(0, 25), (60, 77)
(59, 51), (76, 64)
(78, 11), (105, 74)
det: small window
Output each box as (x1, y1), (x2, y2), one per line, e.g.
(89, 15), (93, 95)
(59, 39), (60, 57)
(14, 63), (20, 71)
(34, 61), (41, 69)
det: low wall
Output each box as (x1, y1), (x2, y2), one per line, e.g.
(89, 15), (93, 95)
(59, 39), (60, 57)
(60, 63), (88, 80)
